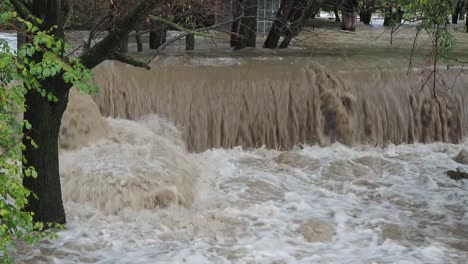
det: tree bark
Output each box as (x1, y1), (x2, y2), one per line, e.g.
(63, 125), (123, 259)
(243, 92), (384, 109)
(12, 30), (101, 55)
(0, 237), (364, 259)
(23, 78), (70, 225)
(341, 0), (358, 31)
(264, 0), (294, 49)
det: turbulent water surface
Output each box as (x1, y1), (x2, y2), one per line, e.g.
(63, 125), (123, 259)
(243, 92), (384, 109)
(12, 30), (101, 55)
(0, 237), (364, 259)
(2, 32), (468, 263)
(16, 111), (468, 263)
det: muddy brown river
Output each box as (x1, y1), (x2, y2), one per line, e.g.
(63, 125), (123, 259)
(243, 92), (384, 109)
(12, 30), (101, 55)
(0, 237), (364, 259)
(2, 27), (468, 263)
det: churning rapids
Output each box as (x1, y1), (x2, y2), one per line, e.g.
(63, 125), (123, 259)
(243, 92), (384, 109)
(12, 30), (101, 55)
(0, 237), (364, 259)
(2, 32), (468, 263)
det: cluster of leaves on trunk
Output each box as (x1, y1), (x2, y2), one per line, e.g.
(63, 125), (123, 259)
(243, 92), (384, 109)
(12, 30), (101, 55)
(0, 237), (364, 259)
(0, 10), (95, 263)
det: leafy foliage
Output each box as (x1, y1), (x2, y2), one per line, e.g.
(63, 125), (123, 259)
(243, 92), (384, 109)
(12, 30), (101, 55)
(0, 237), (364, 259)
(0, 10), (96, 263)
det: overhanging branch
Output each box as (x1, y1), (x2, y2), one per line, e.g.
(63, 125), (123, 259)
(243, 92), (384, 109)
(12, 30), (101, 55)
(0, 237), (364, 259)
(112, 52), (150, 70)
(79, 0), (161, 69)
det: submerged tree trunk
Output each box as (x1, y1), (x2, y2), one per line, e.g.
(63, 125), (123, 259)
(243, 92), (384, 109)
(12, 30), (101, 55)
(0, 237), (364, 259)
(245, 0), (257, 48)
(279, 0), (314, 49)
(334, 6), (340, 22)
(383, 7), (393, 27)
(341, 0), (358, 31)
(264, 0), (294, 49)
(118, 36), (129, 53)
(464, 0), (468, 33)
(361, 0), (373, 25)
(186, 34), (195, 50)
(453, 14), (460, 24)
(149, 25), (166, 50)
(136, 29), (143, 52)
(231, 0), (258, 50)
(453, 0), (463, 24)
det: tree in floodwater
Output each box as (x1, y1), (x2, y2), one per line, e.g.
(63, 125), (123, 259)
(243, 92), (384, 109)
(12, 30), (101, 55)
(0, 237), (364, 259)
(341, 0), (359, 31)
(359, 0), (374, 25)
(264, 0), (315, 49)
(1, 0), (160, 251)
(451, 0), (464, 24)
(231, 0), (258, 50)
(0, 7), (91, 262)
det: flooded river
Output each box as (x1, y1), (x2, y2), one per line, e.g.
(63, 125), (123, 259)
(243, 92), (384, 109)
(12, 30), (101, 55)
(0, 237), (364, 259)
(2, 31), (468, 263)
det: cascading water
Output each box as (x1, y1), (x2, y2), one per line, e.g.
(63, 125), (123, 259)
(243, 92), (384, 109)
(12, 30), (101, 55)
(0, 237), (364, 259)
(92, 59), (468, 152)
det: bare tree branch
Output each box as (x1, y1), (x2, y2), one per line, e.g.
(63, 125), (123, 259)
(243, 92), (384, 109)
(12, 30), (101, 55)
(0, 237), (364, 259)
(79, 0), (161, 69)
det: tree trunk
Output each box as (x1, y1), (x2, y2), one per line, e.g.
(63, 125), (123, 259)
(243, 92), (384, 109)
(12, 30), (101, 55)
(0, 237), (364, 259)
(279, 0), (314, 49)
(341, 0), (358, 31)
(334, 7), (340, 22)
(466, 0), (468, 32)
(396, 7), (403, 23)
(19, 0), (67, 226)
(453, 0), (463, 24)
(149, 26), (167, 50)
(231, 0), (258, 50)
(15, 21), (26, 50)
(383, 7), (392, 27)
(136, 29), (143, 52)
(361, 0), (373, 25)
(118, 36), (128, 53)
(264, 0), (294, 49)
(230, 19), (239, 47)
(245, 0), (257, 48)
(23, 78), (70, 225)
(186, 34), (195, 50)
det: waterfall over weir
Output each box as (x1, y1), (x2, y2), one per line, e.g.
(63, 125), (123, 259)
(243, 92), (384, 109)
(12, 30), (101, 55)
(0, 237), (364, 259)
(91, 58), (468, 152)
